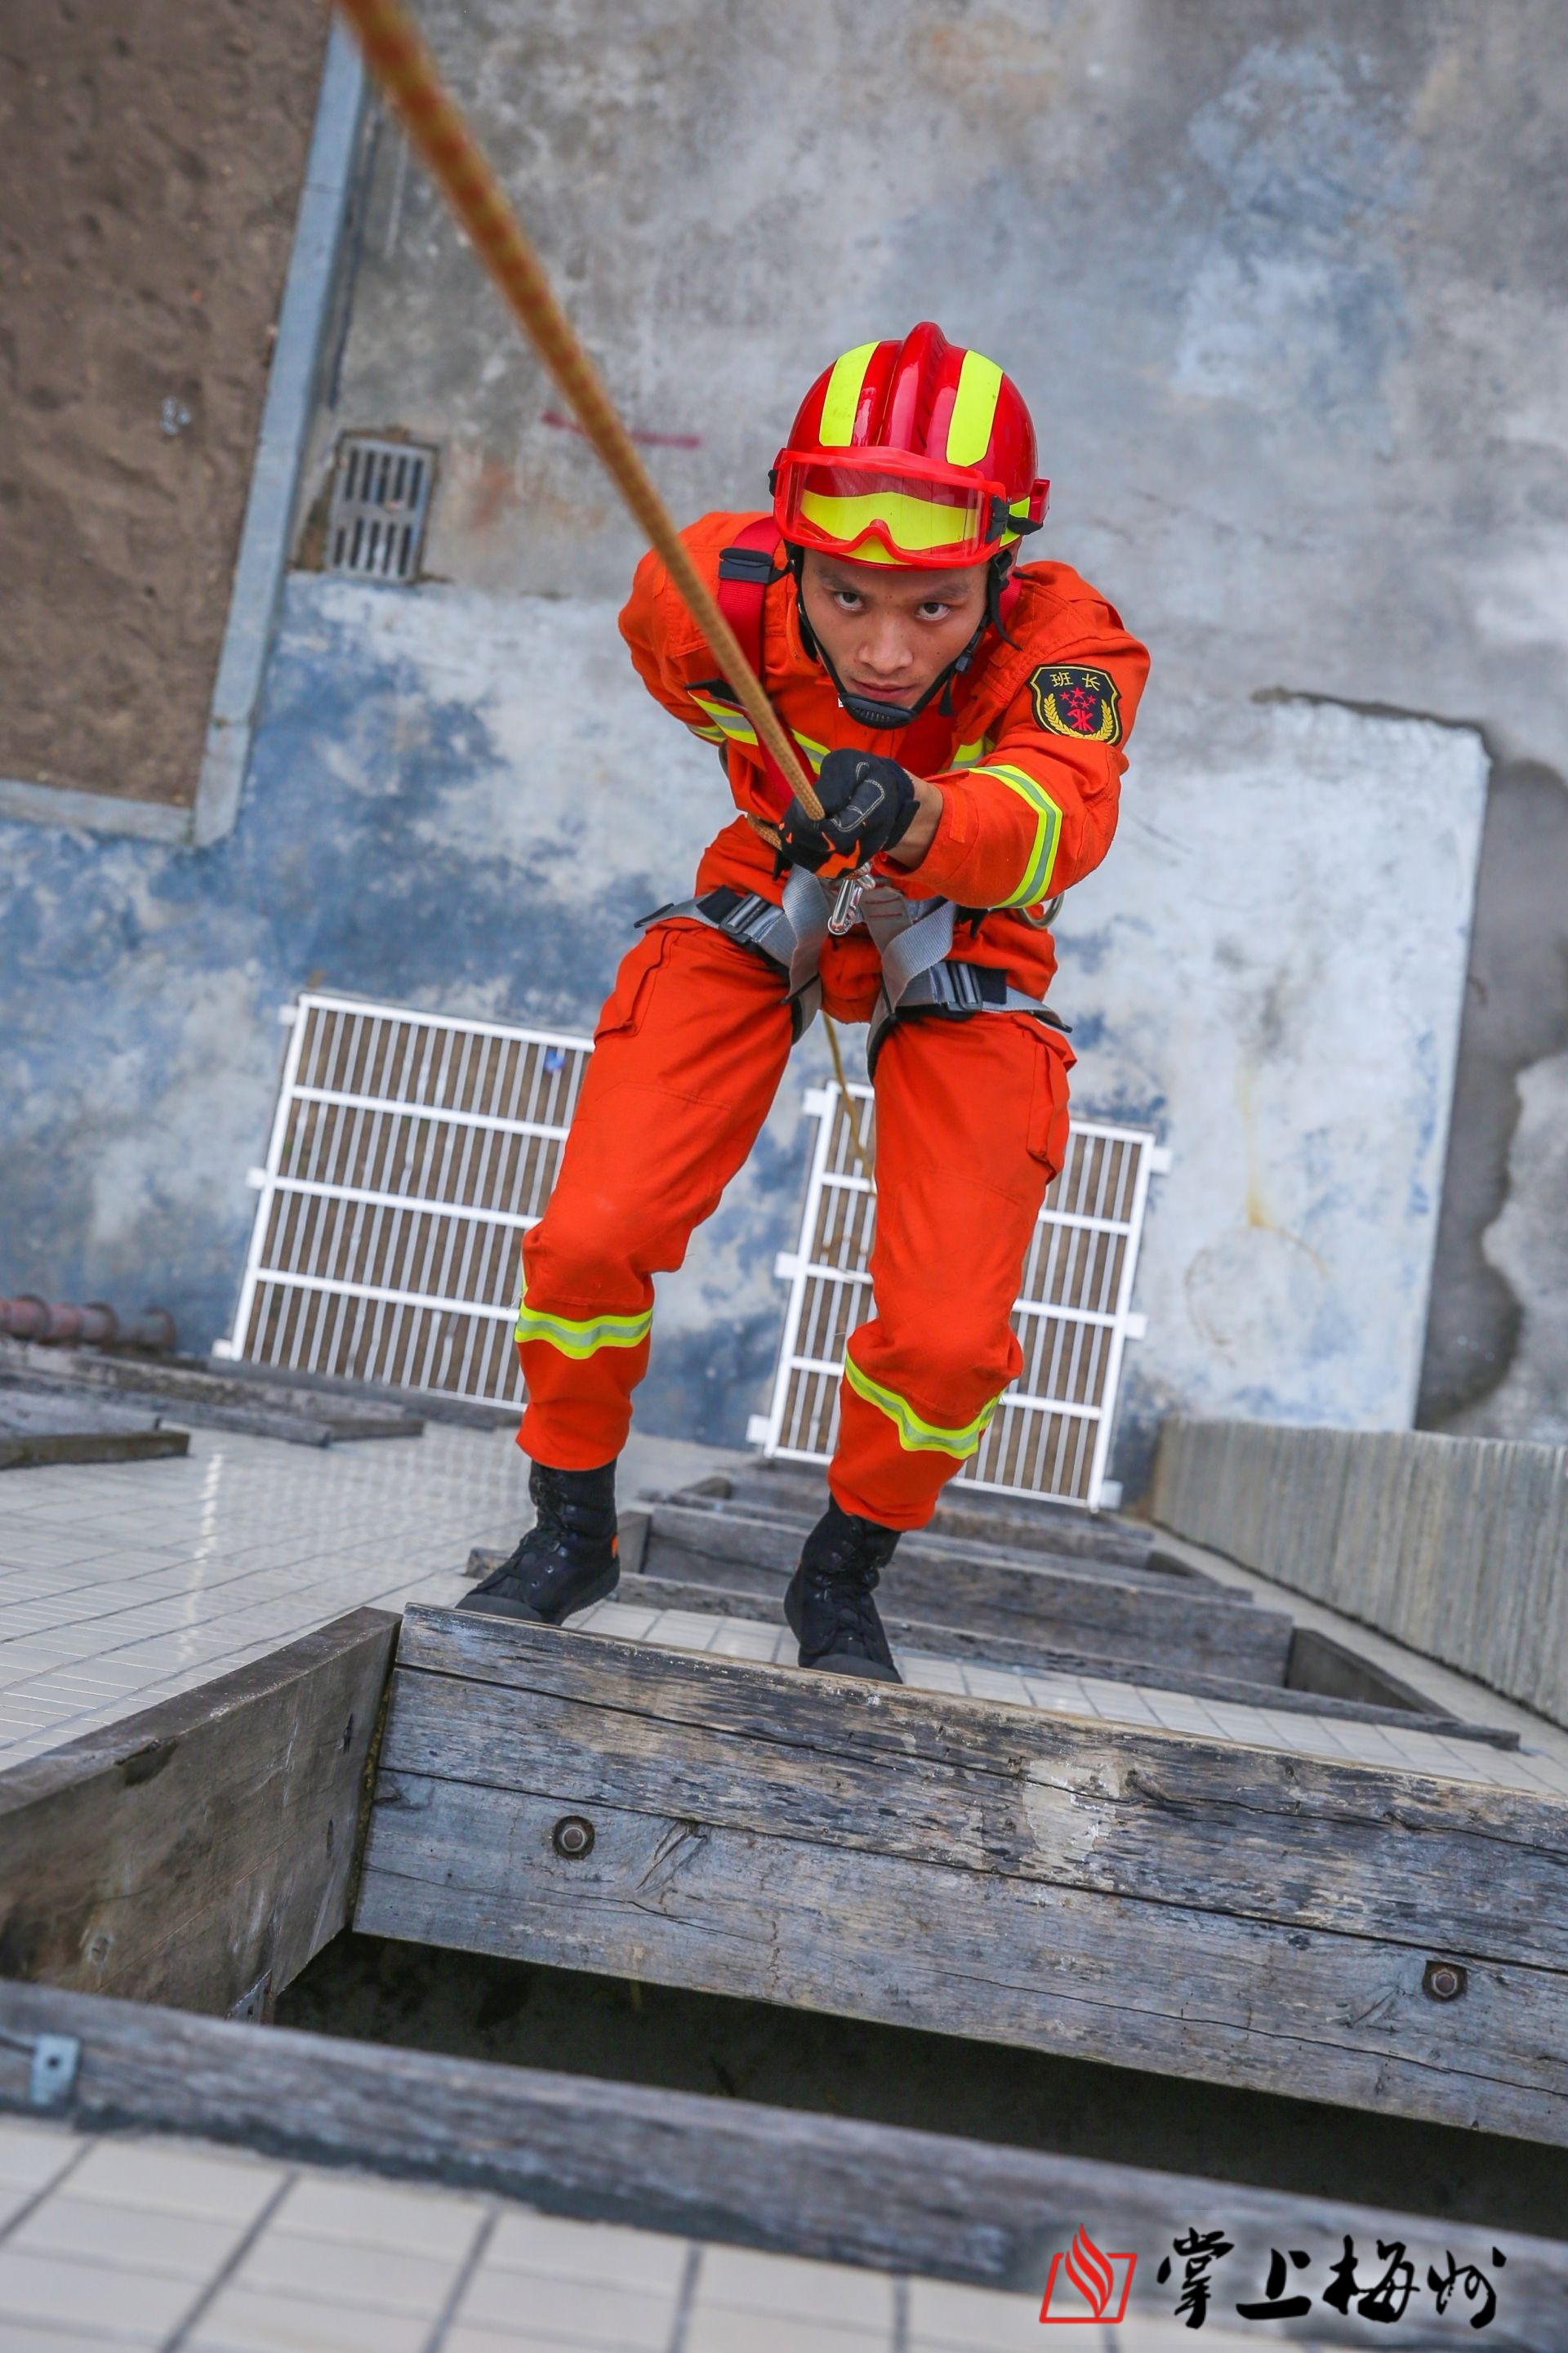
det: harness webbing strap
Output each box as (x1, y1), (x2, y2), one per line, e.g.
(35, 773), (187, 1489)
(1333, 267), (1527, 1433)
(717, 522), (796, 814)
(638, 868), (830, 1037)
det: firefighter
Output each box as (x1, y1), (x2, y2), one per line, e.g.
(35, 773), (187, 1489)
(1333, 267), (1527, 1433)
(462, 323), (1148, 1680)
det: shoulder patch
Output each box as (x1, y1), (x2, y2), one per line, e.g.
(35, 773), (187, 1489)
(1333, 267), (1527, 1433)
(1029, 664), (1122, 746)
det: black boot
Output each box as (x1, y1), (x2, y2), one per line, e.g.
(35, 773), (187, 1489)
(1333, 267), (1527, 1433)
(783, 1498), (902, 1683)
(459, 1459), (620, 1625)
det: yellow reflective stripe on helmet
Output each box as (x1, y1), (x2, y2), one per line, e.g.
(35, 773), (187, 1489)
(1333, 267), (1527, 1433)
(690, 692), (759, 747)
(971, 762), (1063, 908)
(798, 485), (979, 555)
(818, 341), (880, 447)
(514, 1284), (652, 1359)
(844, 1353), (999, 1458)
(944, 349), (1004, 467)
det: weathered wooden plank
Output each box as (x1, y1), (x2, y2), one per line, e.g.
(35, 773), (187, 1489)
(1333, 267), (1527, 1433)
(359, 1765), (1568, 2146)
(0, 1341), (425, 1446)
(0, 1425), (189, 1468)
(371, 1611), (1568, 1968)
(0, 1608), (398, 2014)
(640, 1504), (1294, 1682)
(1152, 1417), (1568, 1731)
(594, 1567), (1510, 1745)
(661, 1489), (1192, 1587)
(688, 1466), (1160, 1571)
(4, 1983), (1565, 2346)
(649, 1501), (1250, 1600)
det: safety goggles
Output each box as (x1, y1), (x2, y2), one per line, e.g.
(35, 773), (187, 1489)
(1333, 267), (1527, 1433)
(773, 447), (1048, 568)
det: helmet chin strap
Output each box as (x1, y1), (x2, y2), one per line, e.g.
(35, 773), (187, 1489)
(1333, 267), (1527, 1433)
(787, 545), (1015, 732)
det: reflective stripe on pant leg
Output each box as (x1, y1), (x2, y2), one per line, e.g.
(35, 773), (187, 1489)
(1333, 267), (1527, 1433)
(828, 1012), (1066, 1530)
(514, 1281), (652, 1360)
(841, 1350), (1000, 1458)
(518, 921), (795, 1470)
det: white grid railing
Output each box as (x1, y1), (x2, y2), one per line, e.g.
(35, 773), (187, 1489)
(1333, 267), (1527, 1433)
(748, 1084), (1166, 1512)
(217, 994), (591, 1404)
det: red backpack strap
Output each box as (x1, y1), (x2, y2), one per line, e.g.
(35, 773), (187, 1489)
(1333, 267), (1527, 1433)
(716, 519), (795, 813)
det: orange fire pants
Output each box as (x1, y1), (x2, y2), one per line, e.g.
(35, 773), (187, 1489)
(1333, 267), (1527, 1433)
(516, 921), (1073, 1530)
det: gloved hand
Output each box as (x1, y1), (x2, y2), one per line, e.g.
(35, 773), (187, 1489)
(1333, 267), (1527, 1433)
(777, 750), (920, 872)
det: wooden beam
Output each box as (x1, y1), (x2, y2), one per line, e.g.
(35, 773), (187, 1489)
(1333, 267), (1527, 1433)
(587, 1567), (1510, 1745)
(0, 1608), (398, 2015)
(639, 1504), (1294, 1682)
(356, 1608), (1568, 2145)
(691, 1465), (1160, 1571)
(2, 1981), (1565, 2341)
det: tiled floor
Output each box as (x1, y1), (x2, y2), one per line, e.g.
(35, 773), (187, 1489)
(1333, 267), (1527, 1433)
(0, 2115), (1339, 2352)
(0, 1424), (731, 1771)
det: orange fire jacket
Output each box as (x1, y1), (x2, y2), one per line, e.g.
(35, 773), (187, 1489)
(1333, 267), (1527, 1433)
(620, 510), (1149, 1023)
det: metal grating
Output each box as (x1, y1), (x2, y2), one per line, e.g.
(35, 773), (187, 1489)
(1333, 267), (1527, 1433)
(217, 994), (590, 1403)
(749, 1084), (1166, 1512)
(326, 434), (436, 582)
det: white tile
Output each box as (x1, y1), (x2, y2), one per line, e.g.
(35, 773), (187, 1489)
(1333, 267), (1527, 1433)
(906, 2273), (1049, 2349)
(67, 2138), (287, 2225)
(237, 2229), (458, 2314)
(902, 1657), (967, 1695)
(0, 2248), (198, 2340)
(697, 2242), (895, 2328)
(12, 2194), (245, 2277)
(459, 2265), (675, 2346)
(0, 2119), (78, 2193)
(189, 2284), (430, 2353)
(485, 2209), (688, 2293)
(708, 1622), (789, 1662)
(686, 2309), (889, 2352)
(269, 2173), (487, 2262)
(956, 1666), (1033, 1708)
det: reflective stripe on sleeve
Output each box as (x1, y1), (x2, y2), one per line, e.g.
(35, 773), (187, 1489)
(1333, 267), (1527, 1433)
(969, 762), (1064, 909)
(843, 1353), (1000, 1458)
(691, 693), (823, 773)
(514, 1282), (653, 1360)
(690, 692), (760, 747)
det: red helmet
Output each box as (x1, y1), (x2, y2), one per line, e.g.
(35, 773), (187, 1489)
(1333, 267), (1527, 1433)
(773, 322), (1049, 570)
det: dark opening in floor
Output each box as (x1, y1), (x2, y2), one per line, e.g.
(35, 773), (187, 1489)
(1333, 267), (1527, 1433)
(278, 1932), (1568, 2240)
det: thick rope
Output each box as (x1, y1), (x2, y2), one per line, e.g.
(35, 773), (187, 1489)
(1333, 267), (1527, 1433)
(821, 1010), (875, 1188)
(334, 0), (822, 821)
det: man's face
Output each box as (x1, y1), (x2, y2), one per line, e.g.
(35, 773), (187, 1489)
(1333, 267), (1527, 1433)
(799, 548), (988, 712)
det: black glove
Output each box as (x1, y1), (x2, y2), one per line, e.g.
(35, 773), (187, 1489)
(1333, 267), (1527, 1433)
(777, 750), (919, 872)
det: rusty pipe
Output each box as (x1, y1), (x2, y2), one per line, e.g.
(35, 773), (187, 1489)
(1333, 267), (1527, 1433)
(0, 1297), (176, 1353)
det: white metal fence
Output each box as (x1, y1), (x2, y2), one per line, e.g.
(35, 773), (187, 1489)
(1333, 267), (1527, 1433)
(747, 1084), (1165, 1511)
(216, 994), (590, 1402)
(223, 1000), (1164, 1501)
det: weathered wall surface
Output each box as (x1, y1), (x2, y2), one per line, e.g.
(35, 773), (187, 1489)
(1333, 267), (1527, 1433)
(300, 0), (1568, 1442)
(1060, 694), (1485, 1480)
(1152, 1415), (1568, 1728)
(0, 574), (812, 1448)
(6, 0), (1568, 1470)
(0, 573), (1482, 1482)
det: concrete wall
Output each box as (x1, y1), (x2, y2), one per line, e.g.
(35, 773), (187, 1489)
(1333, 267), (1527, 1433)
(301, 0), (1568, 1445)
(1152, 1415), (1568, 1729)
(7, 0), (1568, 1470)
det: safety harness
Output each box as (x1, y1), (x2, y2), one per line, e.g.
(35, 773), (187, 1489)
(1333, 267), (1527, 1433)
(638, 520), (1067, 1072)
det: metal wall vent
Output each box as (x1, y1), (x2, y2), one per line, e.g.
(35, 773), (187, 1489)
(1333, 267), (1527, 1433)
(326, 435), (436, 582)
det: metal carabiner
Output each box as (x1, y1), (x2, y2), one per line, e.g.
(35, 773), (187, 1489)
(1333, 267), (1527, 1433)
(826, 867), (875, 938)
